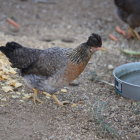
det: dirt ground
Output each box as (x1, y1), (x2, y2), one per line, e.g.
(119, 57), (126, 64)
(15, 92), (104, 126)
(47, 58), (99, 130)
(0, 0), (140, 140)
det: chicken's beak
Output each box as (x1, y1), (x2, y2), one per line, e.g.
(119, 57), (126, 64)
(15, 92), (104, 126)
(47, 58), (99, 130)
(95, 47), (107, 51)
(90, 47), (107, 52)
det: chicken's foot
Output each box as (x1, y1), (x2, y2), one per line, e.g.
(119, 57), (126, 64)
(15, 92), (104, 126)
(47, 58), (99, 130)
(128, 27), (140, 40)
(42, 91), (51, 98)
(115, 26), (140, 40)
(51, 94), (70, 106)
(31, 89), (43, 104)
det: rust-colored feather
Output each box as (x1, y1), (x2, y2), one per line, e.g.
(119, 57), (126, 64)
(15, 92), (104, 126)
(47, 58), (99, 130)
(64, 60), (89, 83)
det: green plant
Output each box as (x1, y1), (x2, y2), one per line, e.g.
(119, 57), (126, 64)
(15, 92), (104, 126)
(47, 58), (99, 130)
(90, 100), (120, 139)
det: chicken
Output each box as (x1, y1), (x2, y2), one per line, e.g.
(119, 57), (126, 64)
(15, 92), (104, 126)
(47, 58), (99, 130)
(114, 0), (140, 39)
(0, 33), (104, 105)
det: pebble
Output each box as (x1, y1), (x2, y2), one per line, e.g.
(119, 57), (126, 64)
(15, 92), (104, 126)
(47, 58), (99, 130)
(108, 64), (114, 70)
(1, 98), (7, 101)
(134, 126), (139, 132)
(61, 89), (67, 93)
(71, 103), (77, 107)
(16, 92), (21, 95)
(22, 94), (32, 100)
(11, 95), (19, 99)
(19, 100), (24, 102)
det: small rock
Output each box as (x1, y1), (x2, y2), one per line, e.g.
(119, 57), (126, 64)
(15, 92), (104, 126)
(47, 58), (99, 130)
(16, 92), (21, 95)
(78, 101), (85, 104)
(61, 38), (75, 43)
(71, 103), (77, 107)
(134, 126), (139, 132)
(9, 68), (17, 74)
(69, 81), (79, 86)
(22, 94), (32, 100)
(1, 98), (7, 101)
(11, 95), (19, 99)
(14, 82), (22, 88)
(61, 89), (67, 93)
(19, 100), (24, 102)
(108, 64), (114, 70)
(2, 86), (13, 92)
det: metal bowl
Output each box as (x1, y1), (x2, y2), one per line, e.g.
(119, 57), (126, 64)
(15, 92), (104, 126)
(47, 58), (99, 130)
(113, 62), (140, 101)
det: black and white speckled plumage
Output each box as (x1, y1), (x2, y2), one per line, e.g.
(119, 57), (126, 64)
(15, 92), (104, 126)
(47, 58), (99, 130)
(0, 33), (102, 94)
(114, 0), (140, 28)
(22, 47), (70, 93)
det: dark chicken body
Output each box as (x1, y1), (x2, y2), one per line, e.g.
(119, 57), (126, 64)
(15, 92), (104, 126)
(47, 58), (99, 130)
(114, 0), (140, 39)
(0, 33), (102, 105)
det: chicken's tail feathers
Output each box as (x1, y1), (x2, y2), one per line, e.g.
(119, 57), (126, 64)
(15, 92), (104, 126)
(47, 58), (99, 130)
(0, 42), (41, 70)
(0, 42), (22, 57)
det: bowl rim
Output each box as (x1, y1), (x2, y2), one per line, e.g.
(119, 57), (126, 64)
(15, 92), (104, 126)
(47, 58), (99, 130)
(113, 62), (140, 88)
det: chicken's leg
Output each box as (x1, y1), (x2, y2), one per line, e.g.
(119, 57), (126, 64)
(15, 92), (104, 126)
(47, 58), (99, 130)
(51, 94), (70, 106)
(128, 27), (140, 40)
(133, 31), (140, 40)
(115, 26), (140, 40)
(31, 89), (43, 104)
(42, 91), (51, 97)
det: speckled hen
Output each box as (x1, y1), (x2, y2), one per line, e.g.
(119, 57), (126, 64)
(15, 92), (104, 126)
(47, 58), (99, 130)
(0, 33), (104, 105)
(114, 0), (140, 39)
